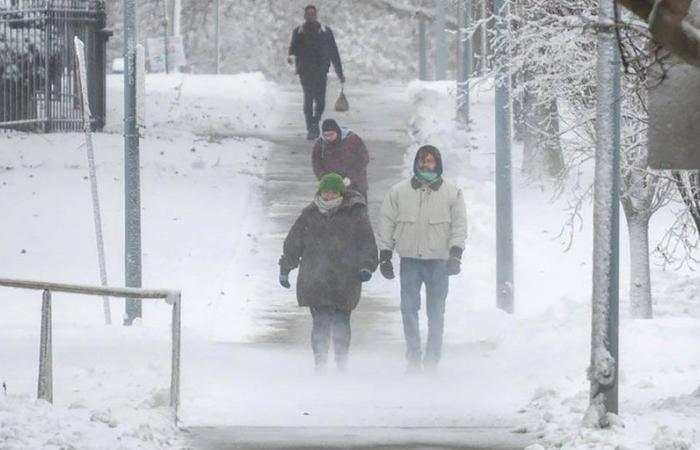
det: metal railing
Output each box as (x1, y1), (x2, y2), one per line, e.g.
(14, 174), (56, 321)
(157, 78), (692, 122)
(0, 277), (182, 421)
(0, 0), (111, 131)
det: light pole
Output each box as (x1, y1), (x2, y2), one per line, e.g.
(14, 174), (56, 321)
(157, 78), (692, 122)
(588, 0), (621, 423)
(494, 0), (513, 313)
(124, 0), (142, 325)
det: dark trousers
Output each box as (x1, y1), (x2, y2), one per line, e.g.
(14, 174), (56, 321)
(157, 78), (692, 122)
(310, 305), (351, 368)
(301, 74), (327, 132)
(399, 258), (449, 368)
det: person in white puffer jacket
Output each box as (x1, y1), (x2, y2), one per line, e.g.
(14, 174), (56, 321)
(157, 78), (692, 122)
(377, 145), (467, 373)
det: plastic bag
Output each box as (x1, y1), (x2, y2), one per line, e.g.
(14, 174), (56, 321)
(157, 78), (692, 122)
(334, 88), (349, 112)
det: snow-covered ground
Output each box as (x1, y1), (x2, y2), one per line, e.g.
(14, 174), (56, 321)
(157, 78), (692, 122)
(0, 73), (282, 449)
(0, 73), (698, 450)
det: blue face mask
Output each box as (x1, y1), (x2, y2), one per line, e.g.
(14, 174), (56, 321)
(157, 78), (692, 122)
(418, 171), (439, 182)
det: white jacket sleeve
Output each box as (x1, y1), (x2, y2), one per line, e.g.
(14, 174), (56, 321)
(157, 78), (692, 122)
(378, 188), (398, 251)
(449, 188), (468, 250)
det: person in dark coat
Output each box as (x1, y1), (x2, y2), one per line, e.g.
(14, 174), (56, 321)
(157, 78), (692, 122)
(288, 4), (345, 140)
(279, 173), (378, 371)
(312, 119), (370, 199)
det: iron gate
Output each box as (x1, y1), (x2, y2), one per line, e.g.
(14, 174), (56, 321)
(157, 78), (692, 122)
(0, 0), (110, 131)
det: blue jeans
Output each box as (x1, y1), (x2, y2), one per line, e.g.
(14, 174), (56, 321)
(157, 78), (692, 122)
(400, 258), (449, 367)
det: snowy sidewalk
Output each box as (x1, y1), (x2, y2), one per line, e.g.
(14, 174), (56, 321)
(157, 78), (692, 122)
(181, 82), (534, 449)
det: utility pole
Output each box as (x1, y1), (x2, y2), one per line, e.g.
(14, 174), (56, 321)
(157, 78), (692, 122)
(215, 0), (220, 74)
(588, 0), (621, 425)
(419, 15), (428, 80)
(124, 0), (142, 326)
(435, 0), (447, 80)
(458, 0), (472, 126)
(494, 0), (513, 313)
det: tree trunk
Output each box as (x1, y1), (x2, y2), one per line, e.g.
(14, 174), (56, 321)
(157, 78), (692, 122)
(627, 215), (653, 319)
(521, 92), (565, 178)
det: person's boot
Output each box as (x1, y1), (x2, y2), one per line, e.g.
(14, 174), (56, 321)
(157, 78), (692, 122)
(336, 355), (348, 374)
(314, 354), (328, 373)
(310, 116), (321, 140)
(305, 115), (316, 140)
(405, 358), (422, 375)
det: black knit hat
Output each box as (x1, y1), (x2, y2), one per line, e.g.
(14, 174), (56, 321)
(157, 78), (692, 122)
(321, 119), (341, 135)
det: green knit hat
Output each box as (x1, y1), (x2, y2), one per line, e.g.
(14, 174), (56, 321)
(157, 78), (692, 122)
(319, 173), (346, 194)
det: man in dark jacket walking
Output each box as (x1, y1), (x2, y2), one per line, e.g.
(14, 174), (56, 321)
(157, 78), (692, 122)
(279, 173), (378, 372)
(312, 118), (369, 199)
(288, 5), (345, 140)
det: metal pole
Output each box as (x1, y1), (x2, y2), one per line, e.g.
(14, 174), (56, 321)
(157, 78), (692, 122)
(215, 0), (220, 74)
(590, 0), (621, 418)
(170, 293), (182, 420)
(419, 16), (427, 80)
(458, 0), (472, 126)
(75, 37), (112, 325)
(124, 0), (142, 325)
(37, 289), (53, 403)
(435, 0), (447, 80)
(494, 0), (513, 313)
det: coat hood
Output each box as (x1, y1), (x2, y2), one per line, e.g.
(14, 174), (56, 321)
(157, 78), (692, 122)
(321, 127), (353, 144)
(412, 145), (443, 177)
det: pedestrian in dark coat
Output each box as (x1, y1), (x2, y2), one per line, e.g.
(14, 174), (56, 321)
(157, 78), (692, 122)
(312, 119), (369, 198)
(279, 173), (378, 371)
(288, 4), (345, 140)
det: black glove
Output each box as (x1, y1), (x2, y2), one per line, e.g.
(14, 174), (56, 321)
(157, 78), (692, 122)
(358, 268), (372, 282)
(279, 273), (291, 288)
(446, 246), (463, 276)
(339, 74), (346, 84)
(379, 250), (395, 280)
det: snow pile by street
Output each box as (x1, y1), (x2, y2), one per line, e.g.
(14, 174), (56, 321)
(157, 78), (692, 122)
(406, 81), (700, 450)
(0, 394), (178, 450)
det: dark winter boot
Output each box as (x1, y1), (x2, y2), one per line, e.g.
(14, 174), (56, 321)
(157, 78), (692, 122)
(305, 114), (315, 140)
(314, 354), (328, 373)
(310, 116), (321, 140)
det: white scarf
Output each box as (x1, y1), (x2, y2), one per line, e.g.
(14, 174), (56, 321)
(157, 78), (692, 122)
(314, 194), (343, 215)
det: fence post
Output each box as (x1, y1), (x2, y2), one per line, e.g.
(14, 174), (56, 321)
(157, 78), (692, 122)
(169, 293), (182, 420)
(95, 1), (112, 131)
(38, 289), (53, 403)
(43, 10), (52, 133)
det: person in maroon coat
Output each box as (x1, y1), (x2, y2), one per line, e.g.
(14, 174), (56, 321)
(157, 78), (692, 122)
(312, 119), (370, 198)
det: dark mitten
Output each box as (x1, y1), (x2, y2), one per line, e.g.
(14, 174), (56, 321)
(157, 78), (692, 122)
(447, 246), (463, 276)
(358, 268), (372, 282)
(279, 273), (291, 288)
(379, 250), (395, 279)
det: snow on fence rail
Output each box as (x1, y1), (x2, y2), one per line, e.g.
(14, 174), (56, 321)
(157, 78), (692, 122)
(0, 277), (182, 421)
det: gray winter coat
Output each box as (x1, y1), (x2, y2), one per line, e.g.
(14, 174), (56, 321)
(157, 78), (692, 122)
(378, 148), (467, 260)
(280, 191), (378, 311)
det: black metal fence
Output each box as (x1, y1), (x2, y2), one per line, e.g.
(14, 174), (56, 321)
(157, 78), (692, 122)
(0, 0), (110, 131)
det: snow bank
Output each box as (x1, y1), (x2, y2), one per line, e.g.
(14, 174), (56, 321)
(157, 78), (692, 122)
(405, 80), (700, 450)
(0, 394), (178, 450)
